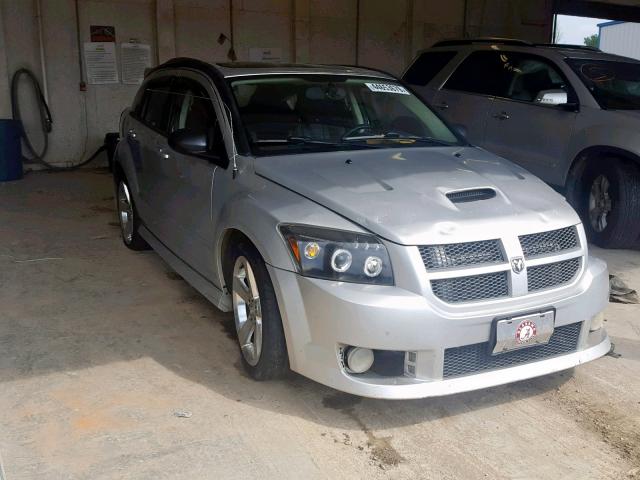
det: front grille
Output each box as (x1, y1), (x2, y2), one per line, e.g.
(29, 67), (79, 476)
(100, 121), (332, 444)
(446, 188), (496, 203)
(527, 258), (581, 292)
(519, 226), (579, 258)
(431, 271), (508, 303)
(419, 240), (504, 270)
(443, 322), (582, 378)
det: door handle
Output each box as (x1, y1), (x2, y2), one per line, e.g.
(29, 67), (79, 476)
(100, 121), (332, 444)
(127, 129), (137, 139)
(157, 147), (170, 159)
(492, 111), (510, 120)
(436, 102), (449, 110)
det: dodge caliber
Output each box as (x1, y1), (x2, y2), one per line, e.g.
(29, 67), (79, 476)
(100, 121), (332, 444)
(113, 58), (610, 399)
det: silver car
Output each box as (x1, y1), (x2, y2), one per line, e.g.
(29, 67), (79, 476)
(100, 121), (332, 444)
(113, 59), (610, 399)
(403, 38), (640, 249)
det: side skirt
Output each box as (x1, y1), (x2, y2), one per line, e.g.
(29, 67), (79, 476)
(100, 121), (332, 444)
(140, 226), (232, 312)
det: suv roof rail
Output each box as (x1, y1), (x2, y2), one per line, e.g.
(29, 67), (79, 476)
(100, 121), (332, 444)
(533, 43), (602, 52)
(432, 37), (532, 48)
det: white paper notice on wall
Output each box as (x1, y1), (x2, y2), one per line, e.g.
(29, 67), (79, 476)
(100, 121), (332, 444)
(249, 47), (282, 62)
(84, 42), (118, 84)
(121, 43), (152, 85)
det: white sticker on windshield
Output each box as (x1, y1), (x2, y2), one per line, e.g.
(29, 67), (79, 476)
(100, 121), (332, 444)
(365, 83), (410, 95)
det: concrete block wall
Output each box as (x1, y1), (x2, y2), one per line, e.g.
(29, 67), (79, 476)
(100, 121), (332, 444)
(0, 0), (552, 167)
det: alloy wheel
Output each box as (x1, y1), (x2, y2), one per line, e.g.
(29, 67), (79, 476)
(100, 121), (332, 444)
(232, 256), (263, 366)
(118, 181), (134, 244)
(588, 174), (612, 233)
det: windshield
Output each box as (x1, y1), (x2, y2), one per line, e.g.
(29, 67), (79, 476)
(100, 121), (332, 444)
(228, 75), (460, 155)
(567, 59), (640, 110)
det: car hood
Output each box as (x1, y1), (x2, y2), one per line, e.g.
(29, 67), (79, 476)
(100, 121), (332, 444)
(255, 147), (581, 245)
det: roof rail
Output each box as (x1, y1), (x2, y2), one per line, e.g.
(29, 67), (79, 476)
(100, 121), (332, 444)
(533, 43), (602, 52)
(432, 37), (532, 48)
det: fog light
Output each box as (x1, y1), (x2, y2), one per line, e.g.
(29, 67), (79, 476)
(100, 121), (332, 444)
(590, 312), (605, 331)
(345, 347), (374, 374)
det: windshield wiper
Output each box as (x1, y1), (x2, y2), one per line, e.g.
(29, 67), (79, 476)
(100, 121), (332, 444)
(253, 136), (381, 149)
(343, 132), (455, 146)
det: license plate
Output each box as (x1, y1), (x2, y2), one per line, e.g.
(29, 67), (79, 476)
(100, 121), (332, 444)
(492, 310), (555, 355)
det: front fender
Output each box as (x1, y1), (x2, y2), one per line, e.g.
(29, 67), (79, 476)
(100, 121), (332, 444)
(213, 176), (366, 286)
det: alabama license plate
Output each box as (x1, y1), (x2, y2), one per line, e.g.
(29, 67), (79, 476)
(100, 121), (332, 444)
(492, 310), (555, 355)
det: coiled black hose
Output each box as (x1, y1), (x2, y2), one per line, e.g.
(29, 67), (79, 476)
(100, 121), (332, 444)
(10, 68), (105, 170)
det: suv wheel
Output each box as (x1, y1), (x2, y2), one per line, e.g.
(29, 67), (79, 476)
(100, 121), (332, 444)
(579, 159), (640, 248)
(116, 179), (149, 251)
(230, 242), (289, 380)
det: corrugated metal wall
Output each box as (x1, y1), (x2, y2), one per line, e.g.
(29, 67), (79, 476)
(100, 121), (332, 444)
(600, 22), (640, 59)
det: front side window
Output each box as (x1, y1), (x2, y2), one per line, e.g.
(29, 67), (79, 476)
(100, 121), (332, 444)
(567, 59), (640, 110)
(140, 77), (173, 133)
(169, 77), (227, 158)
(445, 51), (570, 104)
(228, 75), (460, 156)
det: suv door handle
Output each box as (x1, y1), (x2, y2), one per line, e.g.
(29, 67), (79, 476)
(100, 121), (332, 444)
(157, 147), (170, 159)
(436, 102), (449, 110)
(492, 112), (510, 120)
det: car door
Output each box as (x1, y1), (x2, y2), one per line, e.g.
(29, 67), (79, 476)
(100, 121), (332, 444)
(160, 73), (230, 281)
(482, 52), (578, 181)
(130, 75), (174, 232)
(429, 51), (507, 145)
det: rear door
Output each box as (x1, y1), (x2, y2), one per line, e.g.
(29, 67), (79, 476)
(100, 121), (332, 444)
(482, 52), (578, 182)
(430, 51), (506, 145)
(131, 75), (174, 232)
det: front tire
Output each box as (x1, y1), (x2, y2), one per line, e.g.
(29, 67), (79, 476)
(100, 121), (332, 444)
(577, 159), (640, 248)
(116, 179), (149, 251)
(230, 242), (288, 380)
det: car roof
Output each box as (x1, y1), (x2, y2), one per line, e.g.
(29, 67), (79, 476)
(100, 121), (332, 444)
(149, 57), (396, 80)
(423, 38), (640, 64)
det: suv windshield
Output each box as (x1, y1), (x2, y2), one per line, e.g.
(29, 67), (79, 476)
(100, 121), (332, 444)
(567, 59), (640, 110)
(228, 75), (460, 155)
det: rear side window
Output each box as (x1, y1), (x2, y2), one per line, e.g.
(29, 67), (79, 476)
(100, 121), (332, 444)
(404, 51), (457, 86)
(444, 51), (509, 96)
(139, 77), (173, 133)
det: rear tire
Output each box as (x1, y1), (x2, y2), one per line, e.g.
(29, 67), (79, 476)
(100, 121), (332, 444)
(230, 241), (289, 380)
(575, 159), (640, 248)
(116, 179), (149, 251)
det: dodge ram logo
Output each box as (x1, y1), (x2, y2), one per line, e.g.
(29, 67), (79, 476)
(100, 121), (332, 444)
(511, 257), (525, 274)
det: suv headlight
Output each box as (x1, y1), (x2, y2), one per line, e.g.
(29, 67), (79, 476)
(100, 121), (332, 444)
(279, 224), (394, 285)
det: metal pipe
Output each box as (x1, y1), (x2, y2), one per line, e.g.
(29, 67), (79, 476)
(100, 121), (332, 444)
(355, 0), (360, 65)
(74, 0), (84, 85)
(35, 0), (49, 103)
(290, 0), (296, 62)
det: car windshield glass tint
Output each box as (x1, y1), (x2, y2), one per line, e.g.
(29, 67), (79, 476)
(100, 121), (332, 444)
(567, 59), (640, 110)
(228, 75), (460, 155)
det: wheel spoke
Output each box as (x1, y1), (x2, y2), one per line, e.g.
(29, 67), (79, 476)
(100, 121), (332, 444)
(233, 273), (251, 303)
(238, 317), (255, 346)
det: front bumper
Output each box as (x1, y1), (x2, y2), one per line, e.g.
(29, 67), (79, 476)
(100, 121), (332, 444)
(268, 255), (610, 399)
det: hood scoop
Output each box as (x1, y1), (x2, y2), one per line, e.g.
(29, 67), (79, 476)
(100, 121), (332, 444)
(446, 188), (496, 204)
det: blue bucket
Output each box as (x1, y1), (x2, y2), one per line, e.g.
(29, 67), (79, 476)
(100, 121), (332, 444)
(0, 119), (23, 182)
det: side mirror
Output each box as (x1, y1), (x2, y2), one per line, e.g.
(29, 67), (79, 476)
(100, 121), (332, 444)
(452, 124), (468, 139)
(168, 129), (209, 156)
(535, 89), (568, 106)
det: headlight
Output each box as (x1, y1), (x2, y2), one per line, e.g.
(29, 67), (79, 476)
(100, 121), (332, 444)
(279, 224), (394, 285)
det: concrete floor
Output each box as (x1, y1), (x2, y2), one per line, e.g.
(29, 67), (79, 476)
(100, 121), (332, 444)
(0, 170), (639, 480)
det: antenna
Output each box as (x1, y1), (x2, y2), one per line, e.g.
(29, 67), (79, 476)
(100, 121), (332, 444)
(223, 102), (239, 179)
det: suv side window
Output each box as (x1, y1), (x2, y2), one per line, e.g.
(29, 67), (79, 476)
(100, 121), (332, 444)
(444, 51), (570, 104)
(444, 51), (509, 96)
(169, 77), (228, 162)
(139, 76), (174, 133)
(404, 51), (457, 86)
(503, 53), (568, 103)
